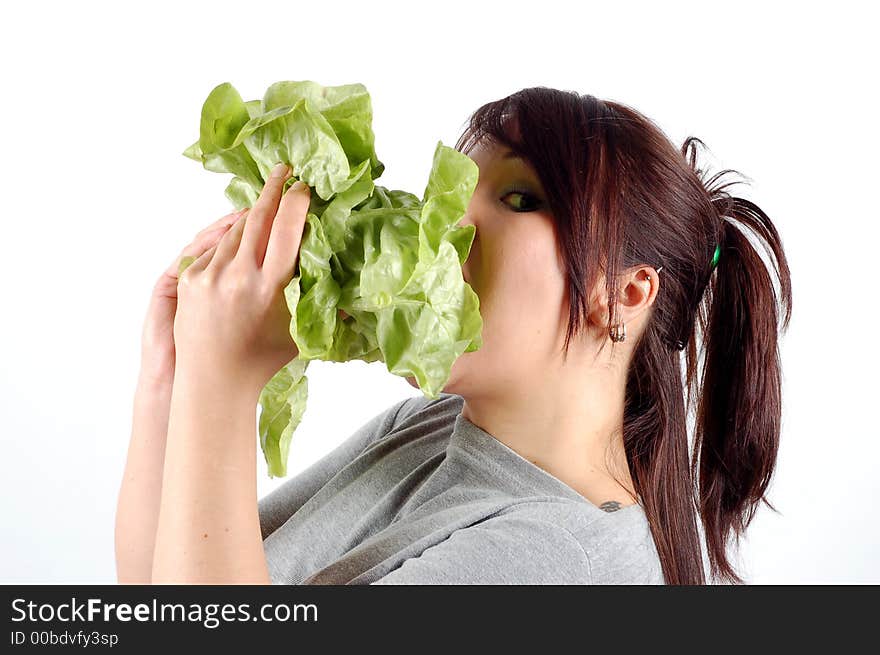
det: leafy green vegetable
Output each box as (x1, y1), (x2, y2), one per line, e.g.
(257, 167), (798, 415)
(183, 80), (482, 477)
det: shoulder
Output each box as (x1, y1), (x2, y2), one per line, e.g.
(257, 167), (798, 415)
(496, 500), (665, 585)
(544, 501), (665, 584)
(373, 502), (592, 584)
(391, 392), (464, 430)
(355, 392), (460, 440)
(357, 392), (462, 455)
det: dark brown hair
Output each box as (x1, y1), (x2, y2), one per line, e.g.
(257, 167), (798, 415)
(455, 87), (792, 585)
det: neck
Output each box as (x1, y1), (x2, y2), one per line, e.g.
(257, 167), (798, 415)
(459, 360), (636, 505)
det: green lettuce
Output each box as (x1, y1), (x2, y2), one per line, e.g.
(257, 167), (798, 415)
(182, 80), (482, 477)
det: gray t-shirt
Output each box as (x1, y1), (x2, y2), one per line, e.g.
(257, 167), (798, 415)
(259, 392), (664, 584)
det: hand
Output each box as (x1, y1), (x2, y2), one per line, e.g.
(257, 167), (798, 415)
(139, 208), (248, 387)
(173, 163), (310, 395)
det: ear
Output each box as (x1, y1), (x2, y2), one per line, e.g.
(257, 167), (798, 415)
(586, 265), (660, 329)
(616, 266), (660, 325)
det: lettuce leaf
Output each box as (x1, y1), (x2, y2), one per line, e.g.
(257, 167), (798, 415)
(183, 80), (481, 477)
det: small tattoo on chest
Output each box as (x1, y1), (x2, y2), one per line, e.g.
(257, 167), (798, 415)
(599, 501), (623, 512)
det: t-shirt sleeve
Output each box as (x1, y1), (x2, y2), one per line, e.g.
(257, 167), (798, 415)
(370, 513), (593, 584)
(258, 396), (414, 540)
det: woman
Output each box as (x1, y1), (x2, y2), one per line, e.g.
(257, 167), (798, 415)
(115, 87), (792, 585)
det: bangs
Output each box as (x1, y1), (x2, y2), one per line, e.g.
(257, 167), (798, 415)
(455, 97), (528, 162)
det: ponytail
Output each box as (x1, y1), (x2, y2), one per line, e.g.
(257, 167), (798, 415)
(693, 190), (793, 583)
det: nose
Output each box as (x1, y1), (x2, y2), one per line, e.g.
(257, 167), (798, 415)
(458, 216), (476, 284)
(457, 197), (477, 228)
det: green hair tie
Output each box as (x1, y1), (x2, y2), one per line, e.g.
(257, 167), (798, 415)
(710, 244), (721, 270)
(661, 243), (722, 352)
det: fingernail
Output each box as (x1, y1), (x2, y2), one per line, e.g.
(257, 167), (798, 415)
(270, 163), (291, 179)
(291, 180), (309, 193)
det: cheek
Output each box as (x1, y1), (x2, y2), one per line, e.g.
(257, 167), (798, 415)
(479, 223), (566, 351)
(444, 227), (564, 395)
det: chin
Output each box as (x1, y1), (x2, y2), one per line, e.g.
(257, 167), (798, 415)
(404, 374), (458, 396)
(404, 353), (469, 395)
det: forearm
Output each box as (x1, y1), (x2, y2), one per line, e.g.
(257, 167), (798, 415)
(151, 373), (270, 584)
(115, 375), (173, 584)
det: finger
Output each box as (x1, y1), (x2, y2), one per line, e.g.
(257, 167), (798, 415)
(263, 180), (310, 283)
(238, 162), (292, 267)
(183, 241), (219, 278)
(162, 208), (245, 280)
(162, 221), (235, 283)
(195, 207), (249, 238)
(207, 210), (249, 271)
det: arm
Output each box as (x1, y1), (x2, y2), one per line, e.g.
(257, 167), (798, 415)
(149, 163), (307, 584)
(115, 206), (246, 583)
(151, 373), (269, 584)
(114, 375), (172, 584)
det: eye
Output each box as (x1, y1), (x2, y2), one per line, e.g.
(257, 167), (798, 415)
(501, 189), (543, 212)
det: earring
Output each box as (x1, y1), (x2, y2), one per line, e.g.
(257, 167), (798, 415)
(610, 322), (627, 343)
(646, 265), (664, 284)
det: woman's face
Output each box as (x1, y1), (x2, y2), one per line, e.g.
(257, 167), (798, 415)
(407, 138), (573, 400)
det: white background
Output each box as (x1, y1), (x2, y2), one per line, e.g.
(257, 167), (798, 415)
(1, 0), (876, 584)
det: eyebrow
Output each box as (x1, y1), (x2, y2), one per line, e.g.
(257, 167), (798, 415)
(486, 146), (542, 187)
